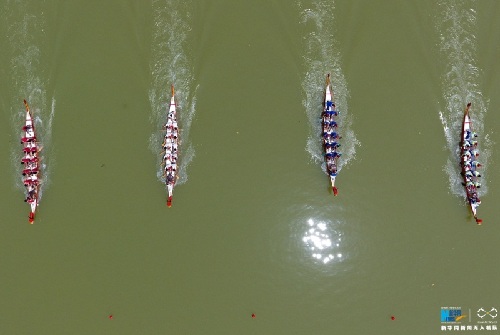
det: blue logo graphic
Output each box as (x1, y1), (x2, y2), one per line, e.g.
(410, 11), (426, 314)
(441, 308), (463, 322)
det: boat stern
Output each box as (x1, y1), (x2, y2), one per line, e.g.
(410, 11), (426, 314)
(330, 176), (338, 196)
(28, 211), (35, 224)
(166, 186), (173, 207)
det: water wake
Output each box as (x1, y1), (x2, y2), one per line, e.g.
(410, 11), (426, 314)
(149, 0), (197, 187)
(4, 1), (55, 202)
(299, 1), (359, 175)
(436, 0), (492, 198)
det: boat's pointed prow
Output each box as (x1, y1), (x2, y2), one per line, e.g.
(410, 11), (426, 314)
(476, 218), (483, 225)
(167, 196), (173, 207)
(29, 212), (35, 224)
(171, 84), (175, 97)
(332, 186), (338, 196)
(326, 73), (330, 85)
(24, 99), (30, 112)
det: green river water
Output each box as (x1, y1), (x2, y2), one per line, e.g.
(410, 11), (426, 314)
(1, 1), (499, 334)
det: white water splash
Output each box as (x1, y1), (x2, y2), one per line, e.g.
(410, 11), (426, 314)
(4, 1), (55, 203)
(149, 0), (197, 187)
(436, 0), (492, 198)
(299, 1), (359, 175)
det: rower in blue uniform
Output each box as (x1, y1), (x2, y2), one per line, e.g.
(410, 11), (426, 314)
(471, 161), (481, 168)
(465, 130), (478, 140)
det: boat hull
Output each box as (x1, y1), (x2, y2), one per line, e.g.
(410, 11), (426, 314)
(322, 74), (340, 196)
(460, 103), (482, 224)
(163, 85), (179, 207)
(22, 100), (40, 224)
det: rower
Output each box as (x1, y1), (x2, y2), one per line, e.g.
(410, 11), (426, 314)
(470, 149), (479, 157)
(23, 147), (37, 154)
(21, 136), (36, 143)
(471, 161), (481, 168)
(22, 169), (32, 176)
(21, 157), (39, 164)
(166, 174), (174, 183)
(465, 130), (478, 140)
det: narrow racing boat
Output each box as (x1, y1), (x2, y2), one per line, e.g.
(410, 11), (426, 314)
(162, 85), (179, 207)
(21, 100), (40, 224)
(460, 102), (482, 225)
(322, 74), (341, 196)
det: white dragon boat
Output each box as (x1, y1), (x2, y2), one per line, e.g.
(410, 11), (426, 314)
(21, 100), (40, 223)
(322, 74), (341, 196)
(162, 85), (179, 207)
(461, 102), (482, 224)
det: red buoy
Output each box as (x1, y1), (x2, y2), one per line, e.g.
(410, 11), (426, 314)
(251, 313), (256, 319)
(391, 316), (395, 320)
(108, 314), (113, 320)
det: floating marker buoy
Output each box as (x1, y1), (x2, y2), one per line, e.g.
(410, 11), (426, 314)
(391, 316), (395, 320)
(108, 314), (113, 320)
(251, 313), (256, 319)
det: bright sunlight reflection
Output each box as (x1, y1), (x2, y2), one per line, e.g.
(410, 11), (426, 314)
(302, 218), (342, 264)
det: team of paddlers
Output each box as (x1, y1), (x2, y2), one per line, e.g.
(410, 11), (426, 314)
(322, 103), (341, 173)
(162, 116), (178, 186)
(16, 87), (486, 225)
(462, 129), (482, 207)
(322, 76), (342, 199)
(21, 123), (40, 207)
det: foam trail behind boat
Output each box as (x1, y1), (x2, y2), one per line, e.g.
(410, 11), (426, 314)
(299, 0), (359, 174)
(436, 0), (491, 198)
(4, 1), (55, 202)
(149, 0), (197, 186)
